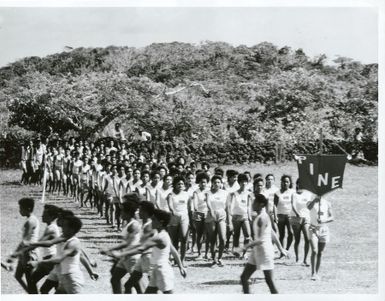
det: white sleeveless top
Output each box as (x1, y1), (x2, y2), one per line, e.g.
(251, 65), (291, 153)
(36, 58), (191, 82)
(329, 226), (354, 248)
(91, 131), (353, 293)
(41, 222), (60, 258)
(263, 186), (279, 213)
(170, 191), (189, 216)
(122, 219), (141, 245)
(194, 188), (208, 213)
(224, 181), (240, 193)
(60, 237), (82, 276)
(72, 160), (83, 175)
(140, 220), (153, 255)
(275, 189), (295, 215)
(81, 165), (90, 181)
(158, 187), (172, 211)
(146, 184), (158, 203)
(231, 190), (249, 216)
(207, 189), (228, 211)
(136, 185), (147, 198)
(309, 198), (331, 226)
(24, 215), (40, 243)
(105, 175), (120, 196)
(252, 208), (272, 244)
(291, 191), (312, 219)
(150, 230), (171, 266)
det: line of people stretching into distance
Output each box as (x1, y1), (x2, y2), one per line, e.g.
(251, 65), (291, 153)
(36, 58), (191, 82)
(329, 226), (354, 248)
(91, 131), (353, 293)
(4, 137), (334, 294)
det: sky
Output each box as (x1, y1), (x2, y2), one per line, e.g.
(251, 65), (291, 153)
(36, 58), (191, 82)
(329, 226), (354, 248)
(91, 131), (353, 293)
(0, 7), (379, 67)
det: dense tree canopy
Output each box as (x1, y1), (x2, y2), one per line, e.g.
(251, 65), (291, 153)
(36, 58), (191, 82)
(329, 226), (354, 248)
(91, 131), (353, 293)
(0, 42), (378, 151)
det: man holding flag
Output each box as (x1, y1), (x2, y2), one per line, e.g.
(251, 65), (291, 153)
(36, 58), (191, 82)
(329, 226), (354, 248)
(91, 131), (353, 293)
(295, 153), (346, 281)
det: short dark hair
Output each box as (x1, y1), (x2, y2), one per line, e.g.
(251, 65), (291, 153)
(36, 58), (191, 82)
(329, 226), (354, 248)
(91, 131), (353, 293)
(18, 198), (35, 211)
(226, 169), (239, 178)
(237, 173), (248, 183)
(281, 175), (293, 188)
(211, 175), (223, 183)
(43, 204), (60, 219)
(122, 193), (140, 212)
(140, 201), (155, 216)
(153, 209), (171, 227)
(172, 176), (185, 188)
(63, 216), (82, 234)
(254, 193), (268, 207)
(214, 167), (224, 177)
(58, 209), (75, 219)
(253, 178), (264, 187)
(196, 172), (210, 184)
(253, 173), (263, 180)
(265, 173), (275, 180)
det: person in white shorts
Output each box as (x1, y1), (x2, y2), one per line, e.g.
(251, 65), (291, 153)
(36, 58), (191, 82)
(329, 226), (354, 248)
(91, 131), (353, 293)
(240, 194), (288, 294)
(113, 209), (186, 294)
(167, 176), (189, 265)
(101, 193), (141, 293)
(124, 201), (156, 294)
(290, 179), (312, 266)
(205, 175), (229, 266)
(307, 196), (334, 281)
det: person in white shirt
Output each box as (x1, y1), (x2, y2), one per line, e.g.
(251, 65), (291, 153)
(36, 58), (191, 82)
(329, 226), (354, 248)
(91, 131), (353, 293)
(228, 173), (251, 257)
(112, 209), (186, 294)
(274, 175), (295, 257)
(205, 176), (229, 266)
(167, 176), (190, 265)
(240, 194), (288, 294)
(29, 205), (60, 293)
(307, 196), (334, 281)
(224, 169), (240, 253)
(264, 174), (279, 232)
(192, 172), (210, 259)
(290, 179), (312, 266)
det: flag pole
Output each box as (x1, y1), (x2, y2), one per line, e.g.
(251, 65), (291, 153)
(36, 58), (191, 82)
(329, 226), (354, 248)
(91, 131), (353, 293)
(41, 157), (47, 203)
(318, 128), (323, 220)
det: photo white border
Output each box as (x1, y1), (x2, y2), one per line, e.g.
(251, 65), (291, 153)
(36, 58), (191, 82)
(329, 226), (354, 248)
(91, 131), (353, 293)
(0, 1), (383, 301)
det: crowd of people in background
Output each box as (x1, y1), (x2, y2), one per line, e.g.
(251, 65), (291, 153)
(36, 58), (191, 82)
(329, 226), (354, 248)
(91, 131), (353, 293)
(4, 131), (335, 294)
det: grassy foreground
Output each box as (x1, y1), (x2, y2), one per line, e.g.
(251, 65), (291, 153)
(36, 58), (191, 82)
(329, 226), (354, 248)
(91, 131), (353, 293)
(0, 162), (378, 294)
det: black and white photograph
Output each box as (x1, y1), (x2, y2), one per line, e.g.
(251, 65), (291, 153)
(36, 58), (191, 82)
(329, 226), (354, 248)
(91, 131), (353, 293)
(0, 0), (383, 297)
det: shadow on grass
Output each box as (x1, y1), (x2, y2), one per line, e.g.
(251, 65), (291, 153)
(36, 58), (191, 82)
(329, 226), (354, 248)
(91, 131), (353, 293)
(1, 181), (22, 186)
(201, 277), (264, 286)
(188, 262), (217, 268)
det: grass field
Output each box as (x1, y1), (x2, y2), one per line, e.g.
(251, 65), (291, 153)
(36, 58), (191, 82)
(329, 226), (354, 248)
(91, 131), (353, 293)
(0, 162), (378, 294)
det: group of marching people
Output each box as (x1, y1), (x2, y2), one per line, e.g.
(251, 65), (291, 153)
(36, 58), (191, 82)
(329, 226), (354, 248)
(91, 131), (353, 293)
(7, 136), (334, 294)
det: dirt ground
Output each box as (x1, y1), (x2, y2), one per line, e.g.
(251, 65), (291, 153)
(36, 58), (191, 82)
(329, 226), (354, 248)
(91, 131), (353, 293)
(0, 163), (378, 294)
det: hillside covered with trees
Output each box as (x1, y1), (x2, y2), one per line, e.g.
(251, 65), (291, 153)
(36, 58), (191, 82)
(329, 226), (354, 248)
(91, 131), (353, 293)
(0, 41), (378, 164)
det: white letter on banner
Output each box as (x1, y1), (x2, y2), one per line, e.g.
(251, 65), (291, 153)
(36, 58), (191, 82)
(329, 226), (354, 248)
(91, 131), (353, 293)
(317, 173), (328, 187)
(309, 163), (314, 175)
(295, 155), (307, 164)
(331, 176), (341, 188)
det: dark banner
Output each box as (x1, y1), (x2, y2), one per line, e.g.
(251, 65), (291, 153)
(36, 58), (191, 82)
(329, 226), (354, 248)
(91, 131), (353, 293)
(295, 154), (347, 196)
